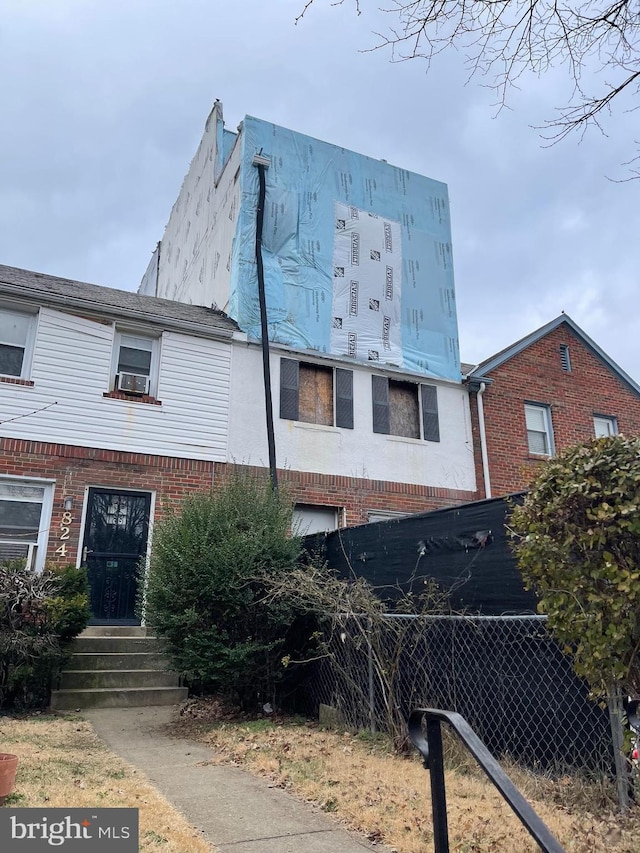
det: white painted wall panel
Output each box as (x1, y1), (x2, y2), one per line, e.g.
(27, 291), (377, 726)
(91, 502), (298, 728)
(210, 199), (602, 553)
(154, 105), (240, 313)
(1, 308), (231, 461)
(228, 342), (476, 491)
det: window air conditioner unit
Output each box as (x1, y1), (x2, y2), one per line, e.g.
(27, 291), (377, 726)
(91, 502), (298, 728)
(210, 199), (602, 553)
(117, 372), (150, 395)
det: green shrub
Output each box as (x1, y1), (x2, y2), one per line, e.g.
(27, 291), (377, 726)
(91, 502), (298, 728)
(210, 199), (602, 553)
(141, 470), (306, 708)
(45, 564), (92, 642)
(0, 561), (90, 709)
(510, 434), (640, 698)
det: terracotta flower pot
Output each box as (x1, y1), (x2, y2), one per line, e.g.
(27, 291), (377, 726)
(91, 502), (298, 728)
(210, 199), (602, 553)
(0, 753), (19, 805)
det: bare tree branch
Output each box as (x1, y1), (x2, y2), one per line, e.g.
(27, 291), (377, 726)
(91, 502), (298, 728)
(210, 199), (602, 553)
(298, 0), (640, 168)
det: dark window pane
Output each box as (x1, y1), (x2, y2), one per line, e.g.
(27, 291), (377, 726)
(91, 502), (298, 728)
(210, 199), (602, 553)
(0, 542), (31, 562)
(118, 346), (151, 375)
(86, 492), (149, 554)
(0, 344), (24, 377)
(0, 500), (42, 540)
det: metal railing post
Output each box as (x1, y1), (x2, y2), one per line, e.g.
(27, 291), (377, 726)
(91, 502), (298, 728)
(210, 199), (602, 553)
(409, 708), (565, 853)
(367, 616), (376, 734)
(426, 717), (449, 853)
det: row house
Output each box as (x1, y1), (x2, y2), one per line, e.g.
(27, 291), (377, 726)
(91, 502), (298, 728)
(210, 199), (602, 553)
(0, 260), (476, 625)
(0, 264), (236, 623)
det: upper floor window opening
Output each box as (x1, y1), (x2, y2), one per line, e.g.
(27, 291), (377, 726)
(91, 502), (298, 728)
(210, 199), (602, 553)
(279, 357), (353, 429)
(525, 403), (554, 456)
(112, 331), (160, 397)
(372, 375), (440, 442)
(0, 307), (37, 379)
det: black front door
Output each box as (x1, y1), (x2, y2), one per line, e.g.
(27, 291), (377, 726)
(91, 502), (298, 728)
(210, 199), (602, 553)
(82, 488), (151, 624)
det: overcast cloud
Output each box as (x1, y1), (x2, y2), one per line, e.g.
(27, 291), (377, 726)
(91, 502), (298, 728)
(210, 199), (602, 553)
(1, 0), (637, 380)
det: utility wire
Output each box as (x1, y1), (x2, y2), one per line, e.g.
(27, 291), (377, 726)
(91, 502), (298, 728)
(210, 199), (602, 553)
(0, 401), (58, 425)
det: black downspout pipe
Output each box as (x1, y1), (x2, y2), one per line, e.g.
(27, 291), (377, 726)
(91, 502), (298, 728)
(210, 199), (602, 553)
(254, 161), (278, 490)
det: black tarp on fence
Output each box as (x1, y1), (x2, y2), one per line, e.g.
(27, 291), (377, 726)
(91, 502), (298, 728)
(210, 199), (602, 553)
(305, 494), (535, 615)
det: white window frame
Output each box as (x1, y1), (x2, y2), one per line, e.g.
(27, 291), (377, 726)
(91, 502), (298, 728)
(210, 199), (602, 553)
(0, 306), (38, 380)
(593, 415), (618, 438)
(292, 504), (341, 535)
(367, 510), (410, 524)
(524, 403), (554, 456)
(110, 329), (161, 395)
(0, 476), (54, 572)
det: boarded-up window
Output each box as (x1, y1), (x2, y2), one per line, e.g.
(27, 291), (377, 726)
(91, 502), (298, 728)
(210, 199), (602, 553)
(280, 358), (353, 428)
(389, 381), (420, 439)
(299, 364), (334, 426)
(372, 376), (440, 441)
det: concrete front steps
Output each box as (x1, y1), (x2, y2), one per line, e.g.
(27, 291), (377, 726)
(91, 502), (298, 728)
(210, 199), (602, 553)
(50, 626), (188, 711)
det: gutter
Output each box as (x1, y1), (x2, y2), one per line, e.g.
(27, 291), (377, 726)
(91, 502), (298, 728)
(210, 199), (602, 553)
(476, 381), (492, 499)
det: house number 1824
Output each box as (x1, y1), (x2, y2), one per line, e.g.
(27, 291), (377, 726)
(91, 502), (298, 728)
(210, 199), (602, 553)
(55, 510), (73, 557)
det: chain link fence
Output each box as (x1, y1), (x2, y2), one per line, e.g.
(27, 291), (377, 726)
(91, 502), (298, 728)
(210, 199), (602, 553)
(305, 614), (623, 794)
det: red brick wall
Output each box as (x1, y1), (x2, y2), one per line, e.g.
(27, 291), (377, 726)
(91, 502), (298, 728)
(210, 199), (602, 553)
(469, 324), (640, 497)
(0, 438), (215, 568)
(0, 439), (475, 568)
(215, 463), (475, 527)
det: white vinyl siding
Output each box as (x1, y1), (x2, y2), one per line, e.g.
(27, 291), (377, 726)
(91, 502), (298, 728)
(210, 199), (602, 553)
(0, 307), (231, 461)
(594, 415), (618, 437)
(525, 403), (554, 455)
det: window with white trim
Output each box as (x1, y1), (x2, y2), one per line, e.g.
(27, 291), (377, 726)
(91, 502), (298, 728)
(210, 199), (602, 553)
(112, 331), (160, 396)
(594, 415), (618, 438)
(372, 375), (440, 441)
(292, 504), (340, 535)
(525, 403), (554, 455)
(0, 308), (37, 379)
(0, 479), (53, 572)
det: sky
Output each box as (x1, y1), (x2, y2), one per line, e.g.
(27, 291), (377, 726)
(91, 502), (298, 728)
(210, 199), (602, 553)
(1, 0), (638, 380)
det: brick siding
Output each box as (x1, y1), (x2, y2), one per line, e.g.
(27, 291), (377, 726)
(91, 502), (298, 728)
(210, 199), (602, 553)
(469, 324), (640, 497)
(0, 439), (475, 568)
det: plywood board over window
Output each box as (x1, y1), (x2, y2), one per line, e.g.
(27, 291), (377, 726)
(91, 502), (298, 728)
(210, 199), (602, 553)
(372, 375), (440, 441)
(279, 357), (353, 429)
(389, 381), (420, 439)
(299, 364), (333, 426)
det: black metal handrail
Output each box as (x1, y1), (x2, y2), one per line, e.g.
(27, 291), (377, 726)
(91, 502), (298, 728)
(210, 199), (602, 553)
(409, 708), (565, 853)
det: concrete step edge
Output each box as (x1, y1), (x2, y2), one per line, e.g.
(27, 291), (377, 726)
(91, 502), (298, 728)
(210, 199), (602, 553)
(52, 687), (186, 695)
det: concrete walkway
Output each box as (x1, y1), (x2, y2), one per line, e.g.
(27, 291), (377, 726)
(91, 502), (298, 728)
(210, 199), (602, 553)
(86, 707), (383, 853)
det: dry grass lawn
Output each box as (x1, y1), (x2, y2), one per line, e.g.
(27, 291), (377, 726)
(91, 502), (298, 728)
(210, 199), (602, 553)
(0, 714), (215, 853)
(171, 703), (640, 853)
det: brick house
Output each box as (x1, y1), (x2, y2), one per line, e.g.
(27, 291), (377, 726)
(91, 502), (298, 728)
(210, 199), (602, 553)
(465, 314), (640, 498)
